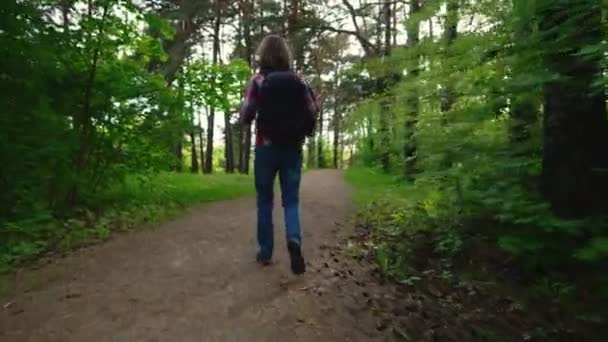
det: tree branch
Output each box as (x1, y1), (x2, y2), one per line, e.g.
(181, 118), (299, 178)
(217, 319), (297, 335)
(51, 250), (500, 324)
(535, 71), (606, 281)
(336, 0), (379, 56)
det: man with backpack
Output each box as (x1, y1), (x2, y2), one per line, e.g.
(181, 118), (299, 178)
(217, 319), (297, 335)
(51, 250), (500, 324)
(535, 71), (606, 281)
(240, 34), (318, 275)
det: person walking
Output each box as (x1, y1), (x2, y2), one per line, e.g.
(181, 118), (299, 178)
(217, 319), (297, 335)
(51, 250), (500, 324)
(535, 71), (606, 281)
(240, 34), (318, 275)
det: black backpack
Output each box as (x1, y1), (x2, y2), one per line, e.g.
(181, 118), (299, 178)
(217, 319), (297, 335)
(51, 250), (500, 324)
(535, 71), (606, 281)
(257, 70), (316, 145)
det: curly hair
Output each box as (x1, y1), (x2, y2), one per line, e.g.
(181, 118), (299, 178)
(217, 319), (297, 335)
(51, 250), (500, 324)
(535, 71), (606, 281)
(255, 34), (292, 71)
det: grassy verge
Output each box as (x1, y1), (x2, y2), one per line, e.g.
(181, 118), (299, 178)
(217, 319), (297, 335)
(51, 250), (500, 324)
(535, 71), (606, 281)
(0, 172), (254, 274)
(345, 167), (413, 206)
(105, 172), (254, 206)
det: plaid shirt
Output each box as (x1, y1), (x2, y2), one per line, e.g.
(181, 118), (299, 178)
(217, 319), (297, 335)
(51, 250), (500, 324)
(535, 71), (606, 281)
(239, 72), (318, 146)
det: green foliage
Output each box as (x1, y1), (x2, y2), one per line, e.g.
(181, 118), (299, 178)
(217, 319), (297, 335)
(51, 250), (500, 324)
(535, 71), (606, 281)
(532, 277), (576, 303)
(0, 1), (256, 272)
(0, 172), (253, 272)
(183, 59), (250, 113)
(1, 0), (180, 223)
(576, 236), (608, 262)
(342, 0), (608, 272)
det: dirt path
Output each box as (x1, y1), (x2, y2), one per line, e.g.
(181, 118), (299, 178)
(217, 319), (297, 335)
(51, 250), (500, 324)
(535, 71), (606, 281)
(0, 170), (382, 342)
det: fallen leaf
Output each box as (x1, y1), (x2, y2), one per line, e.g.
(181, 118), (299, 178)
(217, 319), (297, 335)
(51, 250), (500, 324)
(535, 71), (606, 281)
(392, 326), (411, 341)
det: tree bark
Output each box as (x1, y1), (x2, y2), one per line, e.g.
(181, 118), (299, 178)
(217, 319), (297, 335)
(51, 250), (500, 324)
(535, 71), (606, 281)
(67, 4), (109, 206)
(172, 68), (187, 172)
(317, 107), (325, 168)
(190, 104), (199, 173)
(224, 113), (235, 173)
(307, 137), (316, 168)
(198, 111), (205, 173)
(333, 102), (341, 169)
(288, 0), (304, 70)
(204, 107), (215, 174)
(404, 0), (420, 178)
(190, 133), (199, 173)
(338, 0), (377, 56)
(539, 1), (608, 218)
(509, 7), (538, 150)
(440, 0), (458, 117)
(378, 0), (392, 172)
(60, 0), (74, 31)
(392, 1), (397, 48)
(149, 0), (204, 86)
(204, 0), (221, 174)
(238, 0), (254, 174)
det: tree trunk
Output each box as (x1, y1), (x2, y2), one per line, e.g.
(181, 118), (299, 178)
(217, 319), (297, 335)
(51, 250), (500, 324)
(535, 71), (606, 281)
(204, 0), (221, 174)
(509, 95), (537, 148)
(190, 131), (198, 173)
(189, 89), (198, 173)
(392, 1), (397, 47)
(224, 112), (235, 173)
(243, 0), (255, 174)
(383, 0), (391, 56)
(287, 0), (299, 43)
(198, 111), (205, 172)
(288, 0), (304, 70)
(204, 107), (215, 174)
(239, 126), (252, 174)
(509, 8), (538, 151)
(67, 4), (109, 206)
(404, 0), (420, 178)
(238, 0), (254, 174)
(317, 107), (325, 168)
(440, 0), (458, 117)
(173, 70), (186, 172)
(539, 1), (608, 218)
(378, 101), (390, 172)
(307, 137), (316, 168)
(148, 1), (201, 86)
(61, 0), (73, 31)
(333, 104), (341, 169)
(377, 0), (392, 173)
(259, 2), (265, 34)
(173, 142), (183, 172)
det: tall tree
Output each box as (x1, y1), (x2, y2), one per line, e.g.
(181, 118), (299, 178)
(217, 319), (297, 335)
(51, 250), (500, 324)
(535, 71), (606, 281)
(198, 111), (206, 172)
(538, 0), (608, 218)
(332, 87), (341, 169)
(404, 0), (421, 178)
(440, 0), (458, 116)
(204, 0), (221, 174)
(144, 1), (215, 171)
(311, 35), (326, 168)
(509, 0), (539, 150)
(68, 2), (111, 205)
(377, 0), (393, 172)
(317, 106), (326, 168)
(287, 0), (301, 69)
(238, 0), (254, 174)
(147, 0), (213, 85)
(224, 110), (236, 173)
(189, 102), (199, 173)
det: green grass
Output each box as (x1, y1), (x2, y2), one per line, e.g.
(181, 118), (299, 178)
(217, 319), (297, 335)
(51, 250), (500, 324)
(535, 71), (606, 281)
(0, 172), (254, 275)
(345, 167), (414, 206)
(108, 172), (254, 206)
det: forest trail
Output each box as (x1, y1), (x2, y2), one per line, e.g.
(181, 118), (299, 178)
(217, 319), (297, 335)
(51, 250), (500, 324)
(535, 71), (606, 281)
(0, 170), (381, 342)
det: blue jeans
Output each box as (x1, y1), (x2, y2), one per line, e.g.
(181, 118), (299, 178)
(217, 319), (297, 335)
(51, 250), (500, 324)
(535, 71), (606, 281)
(255, 144), (302, 260)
